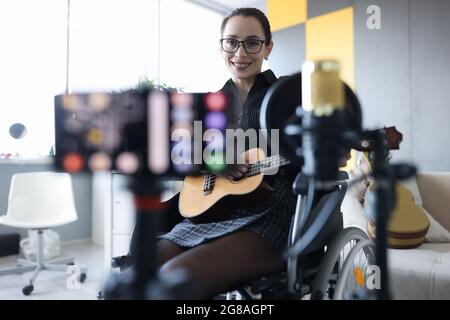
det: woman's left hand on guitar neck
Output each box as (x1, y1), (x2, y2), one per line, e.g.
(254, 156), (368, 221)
(220, 163), (274, 191)
(218, 163), (249, 180)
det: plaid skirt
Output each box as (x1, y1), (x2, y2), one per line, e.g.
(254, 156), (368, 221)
(160, 171), (297, 254)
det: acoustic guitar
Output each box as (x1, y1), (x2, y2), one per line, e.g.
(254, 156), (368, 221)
(179, 148), (290, 221)
(367, 184), (430, 249)
(178, 126), (403, 222)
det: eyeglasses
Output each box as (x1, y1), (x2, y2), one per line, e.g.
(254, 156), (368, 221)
(220, 38), (266, 54)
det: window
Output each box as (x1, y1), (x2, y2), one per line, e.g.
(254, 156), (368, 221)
(0, 0), (229, 160)
(0, 0), (66, 159)
(159, 0), (228, 92)
(69, 0), (159, 92)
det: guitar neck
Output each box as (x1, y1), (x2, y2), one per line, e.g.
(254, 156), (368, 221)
(203, 154), (290, 183)
(244, 154), (291, 177)
(202, 154), (290, 194)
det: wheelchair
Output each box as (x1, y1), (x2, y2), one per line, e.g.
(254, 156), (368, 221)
(225, 171), (377, 300)
(107, 70), (377, 300)
(222, 69), (377, 301)
(106, 171), (376, 300)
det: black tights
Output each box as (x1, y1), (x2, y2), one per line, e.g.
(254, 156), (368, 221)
(157, 231), (285, 299)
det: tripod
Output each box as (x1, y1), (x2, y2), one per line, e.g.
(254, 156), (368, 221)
(284, 126), (415, 300)
(361, 130), (415, 299)
(102, 176), (200, 300)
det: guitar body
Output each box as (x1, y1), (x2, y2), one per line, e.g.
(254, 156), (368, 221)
(367, 184), (430, 249)
(179, 148), (268, 221)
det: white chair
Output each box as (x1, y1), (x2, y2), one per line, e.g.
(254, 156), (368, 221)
(0, 172), (87, 295)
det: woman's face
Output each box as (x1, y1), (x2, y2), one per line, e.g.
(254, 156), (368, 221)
(221, 15), (273, 82)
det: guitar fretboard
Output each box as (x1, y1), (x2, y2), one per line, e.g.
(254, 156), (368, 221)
(202, 154), (291, 194)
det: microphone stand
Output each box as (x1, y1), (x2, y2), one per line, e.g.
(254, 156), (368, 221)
(364, 130), (395, 300)
(102, 175), (199, 300)
(361, 129), (415, 300)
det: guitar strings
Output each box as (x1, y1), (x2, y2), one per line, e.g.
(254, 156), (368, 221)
(209, 155), (289, 180)
(203, 155), (291, 191)
(246, 155), (289, 173)
(248, 158), (290, 175)
(203, 173), (213, 191)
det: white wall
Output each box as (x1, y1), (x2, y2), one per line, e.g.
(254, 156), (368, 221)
(268, 0), (450, 172)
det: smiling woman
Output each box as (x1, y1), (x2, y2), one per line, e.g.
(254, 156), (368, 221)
(220, 9), (273, 102)
(154, 7), (299, 299)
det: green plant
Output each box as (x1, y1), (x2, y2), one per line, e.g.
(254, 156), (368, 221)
(115, 77), (183, 94)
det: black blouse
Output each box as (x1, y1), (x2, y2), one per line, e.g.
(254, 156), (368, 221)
(221, 70), (298, 182)
(220, 69), (278, 132)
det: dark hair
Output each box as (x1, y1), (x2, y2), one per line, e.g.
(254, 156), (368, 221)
(220, 8), (272, 44)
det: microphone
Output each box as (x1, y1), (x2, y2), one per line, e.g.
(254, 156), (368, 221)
(301, 60), (346, 181)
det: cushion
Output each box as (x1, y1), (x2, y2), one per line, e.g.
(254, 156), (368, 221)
(417, 172), (450, 233)
(423, 209), (450, 243)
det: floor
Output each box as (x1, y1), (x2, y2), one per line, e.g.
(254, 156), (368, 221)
(0, 240), (106, 300)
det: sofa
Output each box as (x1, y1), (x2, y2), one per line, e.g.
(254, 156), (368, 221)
(342, 171), (450, 300)
(388, 172), (450, 299)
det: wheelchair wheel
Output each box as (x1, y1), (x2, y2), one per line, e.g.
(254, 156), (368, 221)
(311, 227), (368, 299)
(333, 238), (376, 300)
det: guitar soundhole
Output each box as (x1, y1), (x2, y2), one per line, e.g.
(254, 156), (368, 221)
(231, 177), (245, 183)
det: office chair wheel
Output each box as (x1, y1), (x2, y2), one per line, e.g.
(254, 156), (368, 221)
(79, 273), (87, 283)
(22, 284), (34, 296)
